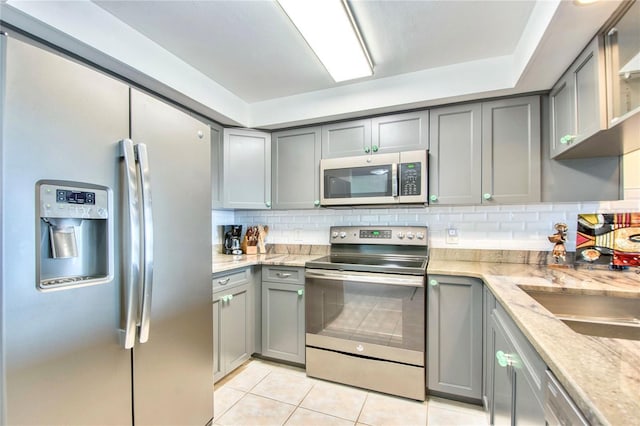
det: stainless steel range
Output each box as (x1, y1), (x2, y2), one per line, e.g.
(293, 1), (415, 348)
(305, 226), (428, 400)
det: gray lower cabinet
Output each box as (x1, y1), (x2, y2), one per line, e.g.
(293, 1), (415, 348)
(261, 266), (305, 364)
(427, 275), (483, 401)
(271, 127), (322, 209)
(212, 267), (255, 383)
(222, 128), (271, 209)
(489, 301), (546, 425)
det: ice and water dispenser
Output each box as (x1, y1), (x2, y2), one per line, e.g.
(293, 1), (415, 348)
(37, 180), (113, 290)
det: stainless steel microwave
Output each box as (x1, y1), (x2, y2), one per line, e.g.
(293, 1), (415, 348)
(320, 150), (428, 207)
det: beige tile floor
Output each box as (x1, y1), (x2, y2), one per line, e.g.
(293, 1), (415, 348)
(213, 358), (488, 426)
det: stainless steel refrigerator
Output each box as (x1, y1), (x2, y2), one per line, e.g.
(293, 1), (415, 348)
(1, 33), (213, 425)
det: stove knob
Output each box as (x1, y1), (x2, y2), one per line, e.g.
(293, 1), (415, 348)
(339, 232), (347, 239)
(406, 232), (415, 240)
(331, 231), (339, 239)
(416, 232), (425, 240)
(397, 232), (405, 239)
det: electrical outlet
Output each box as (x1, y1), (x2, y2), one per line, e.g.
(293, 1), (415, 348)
(445, 226), (459, 244)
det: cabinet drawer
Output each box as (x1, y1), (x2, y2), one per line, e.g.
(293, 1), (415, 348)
(212, 267), (252, 296)
(262, 266), (304, 284)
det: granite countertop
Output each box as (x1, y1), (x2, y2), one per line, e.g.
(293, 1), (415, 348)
(212, 252), (322, 274)
(429, 260), (640, 426)
(211, 250), (639, 424)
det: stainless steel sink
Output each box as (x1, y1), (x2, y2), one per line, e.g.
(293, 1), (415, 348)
(520, 289), (640, 341)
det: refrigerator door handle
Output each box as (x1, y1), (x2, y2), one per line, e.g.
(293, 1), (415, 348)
(136, 143), (154, 344)
(120, 139), (141, 349)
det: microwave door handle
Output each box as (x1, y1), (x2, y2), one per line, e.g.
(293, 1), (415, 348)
(392, 163), (399, 197)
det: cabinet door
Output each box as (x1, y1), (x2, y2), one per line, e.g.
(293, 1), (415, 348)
(429, 104), (482, 204)
(574, 37), (607, 140)
(272, 127), (321, 209)
(212, 297), (223, 382)
(482, 96), (541, 204)
(321, 119), (371, 158)
(513, 368), (546, 426)
(223, 128), (271, 209)
(427, 276), (483, 400)
(211, 123), (224, 209)
(262, 282), (305, 364)
(490, 312), (514, 426)
(372, 111), (429, 154)
(482, 286), (496, 412)
(222, 285), (252, 373)
(550, 76), (575, 158)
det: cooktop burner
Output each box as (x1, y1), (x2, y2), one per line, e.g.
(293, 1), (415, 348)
(306, 226), (429, 275)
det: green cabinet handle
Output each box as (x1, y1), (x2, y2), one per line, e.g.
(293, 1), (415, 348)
(372, 145), (379, 152)
(228, 294), (233, 301)
(364, 146), (371, 154)
(483, 193), (492, 200)
(297, 289), (304, 296)
(314, 200), (320, 206)
(560, 134), (575, 145)
(429, 194), (438, 202)
(496, 350), (508, 367)
(221, 295), (229, 303)
(429, 279), (439, 287)
(265, 201), (271, 208)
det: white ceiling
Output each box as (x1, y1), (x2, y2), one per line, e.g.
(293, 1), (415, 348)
(0, 0), (625, 128)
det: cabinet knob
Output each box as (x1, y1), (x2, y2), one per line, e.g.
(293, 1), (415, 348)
(429, 194), (438, 202)
(265, 201), (271, 208)
(560, 134), (575, 145)
(221, 295), (229, 303)
(228, 294), (233, 301)
(364, 146), (371, 154)
(372, 145), (379, 153)
(314, 200), (320, 207)
(297, 289), (304, 296)
(429, 279), (439, 287)
(218, 277), (230, 286)
(483, 193), (492, 200)
(496, 350), (509, 367)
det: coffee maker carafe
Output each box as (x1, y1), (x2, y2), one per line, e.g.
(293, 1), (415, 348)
(223, 225), (243, 255)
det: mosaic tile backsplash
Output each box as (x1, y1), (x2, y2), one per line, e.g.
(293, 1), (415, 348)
(576, 213), (640, 267)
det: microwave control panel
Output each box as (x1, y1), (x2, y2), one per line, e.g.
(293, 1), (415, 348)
(399, 163), (422, 196)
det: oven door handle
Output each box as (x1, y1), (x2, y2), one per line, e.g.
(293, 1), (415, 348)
(305, 269), (424, 287)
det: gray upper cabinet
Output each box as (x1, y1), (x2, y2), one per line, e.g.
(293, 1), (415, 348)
(429, 103), (482, 205)
(550, 36), (607, 158)
(482, 96), (541, 204)
(321, 119), (371, 158)
(272, 127), (322, 209)
(427, 275), (483, 401)
(210, 123), (224, 209)
(321, 111), (428, 158)
(371, 111), (429, 154)
(223, 128), (271, 209)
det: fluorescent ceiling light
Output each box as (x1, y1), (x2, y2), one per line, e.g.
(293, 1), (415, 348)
(277, 0), (373, 82)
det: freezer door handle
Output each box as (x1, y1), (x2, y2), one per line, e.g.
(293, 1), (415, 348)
(120, 139), (140, 349)
(136, 143), (154, 344)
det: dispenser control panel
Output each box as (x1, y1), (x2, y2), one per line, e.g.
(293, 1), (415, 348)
(39, 183), (109, 219)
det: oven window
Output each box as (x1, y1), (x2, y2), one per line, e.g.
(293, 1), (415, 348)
(306, 277), (424, 351)
(324, 165), (393, 199)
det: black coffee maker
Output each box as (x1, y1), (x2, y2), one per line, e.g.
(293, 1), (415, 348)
(223, 225), (243, 255)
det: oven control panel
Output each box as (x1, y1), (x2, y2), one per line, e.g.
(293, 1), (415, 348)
(330, 226), (428, 246)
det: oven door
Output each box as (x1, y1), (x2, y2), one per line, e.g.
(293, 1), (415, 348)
(320, 153), (399, 206)
(305, 268), (425, 366)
